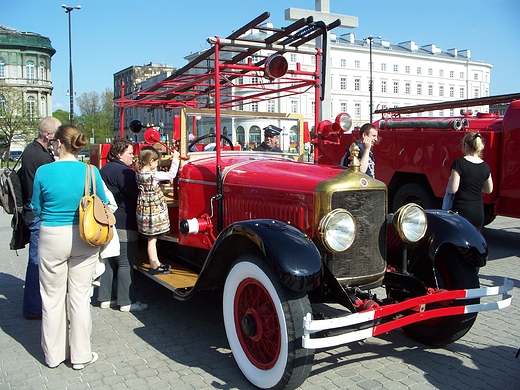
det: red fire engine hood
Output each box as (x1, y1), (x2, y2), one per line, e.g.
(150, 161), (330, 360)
(181, 155), (344, 193)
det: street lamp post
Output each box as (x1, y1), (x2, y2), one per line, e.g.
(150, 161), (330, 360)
(366, 35), (381, 123)
(62, 4), (81, 125)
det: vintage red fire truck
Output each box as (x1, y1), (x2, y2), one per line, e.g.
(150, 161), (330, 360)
(91, 13), (512, 390)
(316, 93), (520, 226)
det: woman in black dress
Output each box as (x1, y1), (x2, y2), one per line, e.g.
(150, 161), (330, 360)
(447, 132), (493, 230)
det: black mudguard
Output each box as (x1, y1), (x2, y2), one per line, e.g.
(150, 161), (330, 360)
(419, 210), (488, 267)
(174, 219), (322, 300)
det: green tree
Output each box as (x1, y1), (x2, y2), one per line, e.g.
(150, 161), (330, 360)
(74, 88), (114, 143)
(0, 86), (39, 165)
(53, 109), (69, 125)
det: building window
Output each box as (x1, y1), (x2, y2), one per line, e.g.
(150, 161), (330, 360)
(428, 85), (433, 96)
(405, 65), (410, 74)
(251, 102), (258, 112)
(393, 81), (399, 94)
(381, 81), (387, 93)
(40, 96), (47, 116)
(291, 100), (298, 113)
(459, 87), (465, 98)
(26, 96), (36, 117)
(449, 86), (454, 97)
(238, 76), (244, 85)
(450, 70), (454, 78)
(429, 111), (434, 117)
(405, 82), (411, 94)
(439, 86), (444, 97)
(439, 69), (444, 77)
(354, 60), (360, 69)
(355, 103), (361, 116)
(340, 77), (346, 90)
(450, 109), (454, 116)
(417, 84), (422, 95)
(0, 95), (6, 116)
(474, 89), (479, 98)
(237, 103), (244, 111)
(381, 63), (387, 71)
(340, 58), (346, 67)
(290, 53), (297, 63)
(311, 56), (316, 65)
(267, 100), (275, 113)
(460, 71), (465, 79)
(428, 68), (433, 76)
(393, 64), (398, 72)
(354, 78), (360, 91)
(249, 126), (261, 144)
(417, 67), (422, 75)
(251, 76), (259, 84)
(311, 101), (315, 114)
(39, 62), (45, 80)
(26, 60), (35, 81)
(0, 58), (5, 78)
(340, 102), (347, 113)
(474, 73), (479, 80)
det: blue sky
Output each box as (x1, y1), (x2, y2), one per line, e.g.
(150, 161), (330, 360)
(3, 0), (519, 113)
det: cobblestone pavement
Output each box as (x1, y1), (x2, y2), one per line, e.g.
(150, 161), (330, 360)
(0, 210), (518, 389)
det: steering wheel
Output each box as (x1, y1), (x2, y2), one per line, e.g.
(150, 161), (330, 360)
(188, 133), (234, 151)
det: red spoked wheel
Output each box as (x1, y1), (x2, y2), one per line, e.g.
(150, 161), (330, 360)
(223, 254), (314, 389)
(234, 277), (281, 370)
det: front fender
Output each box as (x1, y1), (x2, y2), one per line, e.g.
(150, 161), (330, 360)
(421, 210), (488, 267)
(222, 219), (323, 291)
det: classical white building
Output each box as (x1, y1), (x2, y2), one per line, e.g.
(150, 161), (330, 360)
(234, 28), (491, 127)
(0, 25), (56, 118)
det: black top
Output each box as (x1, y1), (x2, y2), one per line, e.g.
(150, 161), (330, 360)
(18, 139), (54, 223)
(253, 142), (282, 152)
(100, 159), (139, 231)
(451, 157), (491, 230)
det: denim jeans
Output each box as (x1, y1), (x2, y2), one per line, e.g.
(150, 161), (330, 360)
(23, 217), (42, 318)
(98, 233), (138, 306)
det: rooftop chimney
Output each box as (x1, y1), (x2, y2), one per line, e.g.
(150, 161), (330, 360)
(398, 40), (418, 51)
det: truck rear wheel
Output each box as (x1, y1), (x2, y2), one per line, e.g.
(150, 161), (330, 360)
(392, 183), (437, 212)
(223, 254), (314, 390)
(403, 246), (480, 347)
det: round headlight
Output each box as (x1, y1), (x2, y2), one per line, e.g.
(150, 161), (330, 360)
(318, 209), (356, 253)
(392, 203), (427, 243)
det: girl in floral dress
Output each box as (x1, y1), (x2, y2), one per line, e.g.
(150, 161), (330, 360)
(134, 146), (180, 274)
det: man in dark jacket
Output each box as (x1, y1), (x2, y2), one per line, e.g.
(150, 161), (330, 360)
(253, 125), (283, 152)
(18, 116), (61, 319)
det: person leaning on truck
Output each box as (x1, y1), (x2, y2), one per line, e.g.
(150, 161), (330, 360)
(446, 132), (493, 231)
(253, 125), (283, 152)
(340, 123), (378, 178)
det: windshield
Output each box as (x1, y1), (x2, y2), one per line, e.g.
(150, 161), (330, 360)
(181, 109), (305, 159)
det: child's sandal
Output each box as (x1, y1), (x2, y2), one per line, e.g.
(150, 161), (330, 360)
(149, 264), (170, 275)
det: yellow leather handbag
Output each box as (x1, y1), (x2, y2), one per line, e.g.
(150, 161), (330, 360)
(79, 164), (116, 246)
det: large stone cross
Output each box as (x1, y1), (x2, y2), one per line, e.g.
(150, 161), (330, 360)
(285, 0), (358, 121)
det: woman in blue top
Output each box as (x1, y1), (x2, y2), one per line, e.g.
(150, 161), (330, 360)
(31, 124), (108, 370)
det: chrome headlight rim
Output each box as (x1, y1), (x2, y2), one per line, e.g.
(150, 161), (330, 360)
(318, 208), (356, 253)
(392, 203), (427, 243)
